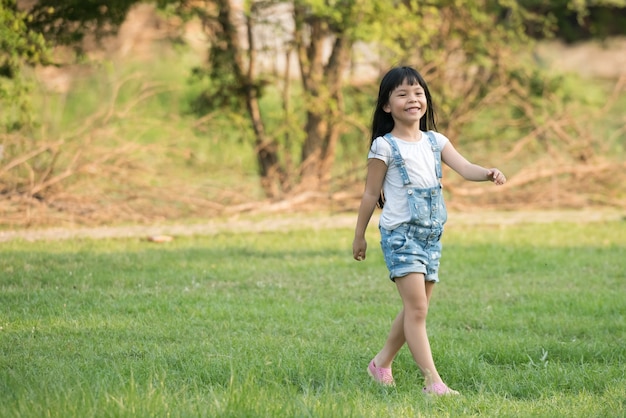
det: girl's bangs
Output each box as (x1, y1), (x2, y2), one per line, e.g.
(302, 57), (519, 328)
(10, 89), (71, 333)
(389, 68), (422, 91)
(402, 73), (421, 86)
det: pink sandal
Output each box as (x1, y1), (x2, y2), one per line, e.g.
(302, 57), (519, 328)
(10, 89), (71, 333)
(423, 382), (460, 396)
(367, 360), (395, 386)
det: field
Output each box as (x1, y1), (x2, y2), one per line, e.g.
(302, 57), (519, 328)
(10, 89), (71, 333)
(1, 215), (625, 417)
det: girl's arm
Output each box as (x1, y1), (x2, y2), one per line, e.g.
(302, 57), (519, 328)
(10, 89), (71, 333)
(441, 142), (506, 185)
(353, 158), (387, 261)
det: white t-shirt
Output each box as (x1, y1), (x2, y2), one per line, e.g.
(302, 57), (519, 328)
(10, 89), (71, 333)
(368, 131), (449, 230)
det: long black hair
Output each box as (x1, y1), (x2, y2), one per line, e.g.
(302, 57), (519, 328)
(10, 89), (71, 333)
(371, 66), (438, 208)
(371, 66), (437, 143)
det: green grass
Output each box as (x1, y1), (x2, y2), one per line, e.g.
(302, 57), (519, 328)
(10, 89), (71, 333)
(1, 219), (625, 417)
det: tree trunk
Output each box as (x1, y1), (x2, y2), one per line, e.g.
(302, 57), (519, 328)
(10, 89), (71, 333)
(216, 0), (282, 198)
(294, 9), (352, 192)
(318, 35), (352, 189)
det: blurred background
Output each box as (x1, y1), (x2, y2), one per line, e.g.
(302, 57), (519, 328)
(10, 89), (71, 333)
(1, 0), (625, 228)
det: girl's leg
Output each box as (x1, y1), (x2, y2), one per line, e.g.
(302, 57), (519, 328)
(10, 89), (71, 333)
(394, 273), (444, 386)
(373, 280), (436, 369)
(372, 309), (405, 368)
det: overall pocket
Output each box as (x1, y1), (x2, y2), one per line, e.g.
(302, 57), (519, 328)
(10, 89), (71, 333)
(407, 191), (432, 227)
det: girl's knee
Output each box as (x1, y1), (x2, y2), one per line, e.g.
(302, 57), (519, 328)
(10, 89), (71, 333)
(404, 304), (429, 322)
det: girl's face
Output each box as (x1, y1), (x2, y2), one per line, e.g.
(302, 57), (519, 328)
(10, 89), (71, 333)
(383, 80), (427, 126)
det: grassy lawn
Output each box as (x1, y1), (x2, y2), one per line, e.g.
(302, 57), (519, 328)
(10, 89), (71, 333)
(1, 217), (625, 417)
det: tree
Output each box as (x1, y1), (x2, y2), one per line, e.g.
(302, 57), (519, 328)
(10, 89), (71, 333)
(188, 0), (541, 197)
(188, 0), (364, 198)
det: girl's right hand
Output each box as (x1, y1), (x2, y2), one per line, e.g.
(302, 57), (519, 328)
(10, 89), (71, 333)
(353, 237), (367, 261)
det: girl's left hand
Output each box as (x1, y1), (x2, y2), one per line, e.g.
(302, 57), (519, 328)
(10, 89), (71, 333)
(487, 168), (506, 185)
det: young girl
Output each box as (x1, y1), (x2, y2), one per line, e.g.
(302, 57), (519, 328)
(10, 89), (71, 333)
(352, 66), (506, 395)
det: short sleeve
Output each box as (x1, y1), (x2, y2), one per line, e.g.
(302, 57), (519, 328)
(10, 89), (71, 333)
(367, 136), (391, 166)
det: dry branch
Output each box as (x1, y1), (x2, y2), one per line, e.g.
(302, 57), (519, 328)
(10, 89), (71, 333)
(446, 161), (626, 197)
(0, 140), (63, 176)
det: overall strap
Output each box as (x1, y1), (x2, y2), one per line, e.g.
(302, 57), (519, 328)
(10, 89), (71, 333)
(425, 131), (443, 180)
(382, 133), (412, 186)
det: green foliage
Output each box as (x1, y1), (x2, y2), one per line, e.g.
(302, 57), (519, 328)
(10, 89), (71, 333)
(0, 0), (49, 131)
(300, 0), (382, 40)
(26, 0), (138, 45)
(0, 0), (48, 75)
(1, 218), (625, 416)
(518, 0), (626, 41)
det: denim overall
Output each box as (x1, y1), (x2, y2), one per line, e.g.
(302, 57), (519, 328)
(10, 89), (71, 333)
(379, 132), (447, 282)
